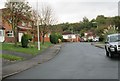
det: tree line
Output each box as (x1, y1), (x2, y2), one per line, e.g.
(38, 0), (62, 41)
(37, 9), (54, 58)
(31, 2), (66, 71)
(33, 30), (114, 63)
(52, 15), (120, 41)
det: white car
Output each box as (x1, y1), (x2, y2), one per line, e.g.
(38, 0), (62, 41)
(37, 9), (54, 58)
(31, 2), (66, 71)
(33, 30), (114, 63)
(105, 33), (120, 58)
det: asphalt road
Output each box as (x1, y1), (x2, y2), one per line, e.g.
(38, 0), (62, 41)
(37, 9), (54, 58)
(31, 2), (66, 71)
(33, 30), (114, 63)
(5, 43), (119, 79)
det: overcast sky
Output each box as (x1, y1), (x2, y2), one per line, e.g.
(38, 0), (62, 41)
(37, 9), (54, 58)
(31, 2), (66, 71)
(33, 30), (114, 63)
(0, 0), (119, 23)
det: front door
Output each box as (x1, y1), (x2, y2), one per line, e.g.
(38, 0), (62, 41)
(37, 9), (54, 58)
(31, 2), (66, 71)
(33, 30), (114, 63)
(0, 29), (5, 42)
(18, 33), (23, 42)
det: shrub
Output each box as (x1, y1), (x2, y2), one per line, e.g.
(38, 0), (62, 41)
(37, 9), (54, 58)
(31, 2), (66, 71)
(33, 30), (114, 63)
(50, 33), (58, 44)
(57, 33), (63, 42)
(99, 35), (104, 42)
(88, 39), (92, 42)
(50, 33), (63, 44)
(27, 34), (32, 41)
(21, 34), (29, 48)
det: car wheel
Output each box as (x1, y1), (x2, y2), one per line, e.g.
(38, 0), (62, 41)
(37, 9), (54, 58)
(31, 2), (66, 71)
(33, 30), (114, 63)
(109, 52), (113, 58)
(106, 50), (109, 57)
(105, 46), (109, 57)
(108, 48), (113, 58)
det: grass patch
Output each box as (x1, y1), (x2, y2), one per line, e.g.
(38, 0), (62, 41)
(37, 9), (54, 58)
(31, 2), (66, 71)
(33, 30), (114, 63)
(0, 54), (23, 61)
(1, 42), (52, 55)
(0, 43), (2, 50)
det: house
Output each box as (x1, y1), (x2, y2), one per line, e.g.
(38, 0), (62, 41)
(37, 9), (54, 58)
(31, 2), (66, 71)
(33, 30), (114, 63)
(0, 8), (34, 43)
(83, 31), (99, 42)
(34, 33), (50, 42)
(0, 24), (5, 42)
(62, 32), (80, 42)
(0, 8), (50, 43)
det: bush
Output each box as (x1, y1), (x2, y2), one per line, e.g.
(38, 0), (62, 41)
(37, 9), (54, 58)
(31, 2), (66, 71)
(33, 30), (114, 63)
(88, 39), (92, 42)
(27, 34), (32, 41)
(21, 34), (30, 48)
(57, 34), (63, 42)
(99, 35), (104, 42)
(50, 33), (58, 44)
(50, 33), (63, 44)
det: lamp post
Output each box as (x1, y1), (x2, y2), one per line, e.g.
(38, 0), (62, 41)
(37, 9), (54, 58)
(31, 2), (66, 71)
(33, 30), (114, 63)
(36, 0), (40, 50)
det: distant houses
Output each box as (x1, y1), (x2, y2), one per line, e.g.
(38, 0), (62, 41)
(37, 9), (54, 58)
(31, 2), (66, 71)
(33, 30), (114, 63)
(83, 31), (99, 42)
(62, 31), (80, 42)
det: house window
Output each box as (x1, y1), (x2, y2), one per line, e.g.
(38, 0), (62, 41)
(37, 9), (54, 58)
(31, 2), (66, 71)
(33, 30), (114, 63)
(22, 21), (26, 26)
(8, 18), (12, 24)
(7, 31), (14, 37)
(0, 30), (4, 36)
(45, 34), (47, 37)
(28, 22), (32, 27)
(68, 35), (72, 39)
(48, 33), (50, 37)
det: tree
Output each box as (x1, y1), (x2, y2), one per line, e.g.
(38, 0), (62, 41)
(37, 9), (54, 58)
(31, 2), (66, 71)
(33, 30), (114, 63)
(112, 16), (120, 32)
(4, 0), (32, 46)
(96, 15), (106, 26)
(31, 10), (41, 43)
(83, 16), (89, 23)
(81, 17), (91, 29)
(39, 5), (56, 44)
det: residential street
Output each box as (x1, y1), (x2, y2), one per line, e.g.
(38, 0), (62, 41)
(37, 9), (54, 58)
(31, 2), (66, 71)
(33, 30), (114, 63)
(5, 43), (119, 79)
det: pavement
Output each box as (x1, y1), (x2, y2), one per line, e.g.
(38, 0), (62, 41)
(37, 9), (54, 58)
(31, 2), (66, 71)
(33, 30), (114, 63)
(91, 42), (105, 49)
(1, 43), (63, 80)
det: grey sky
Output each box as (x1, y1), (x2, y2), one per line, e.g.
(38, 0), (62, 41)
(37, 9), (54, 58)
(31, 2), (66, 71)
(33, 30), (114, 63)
(0, 0), (119, 23)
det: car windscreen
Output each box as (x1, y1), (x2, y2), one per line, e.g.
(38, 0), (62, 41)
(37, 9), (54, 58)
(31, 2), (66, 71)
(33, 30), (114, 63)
(109, 35), (120, 42)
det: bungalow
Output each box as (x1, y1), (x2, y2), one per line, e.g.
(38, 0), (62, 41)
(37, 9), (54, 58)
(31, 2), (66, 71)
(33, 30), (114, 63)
(62, 32), (80, 42)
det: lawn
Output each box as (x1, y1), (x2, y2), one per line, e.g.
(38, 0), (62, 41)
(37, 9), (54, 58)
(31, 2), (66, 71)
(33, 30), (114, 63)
(0, 54), (23, 61)
(1, 42), (52, 55)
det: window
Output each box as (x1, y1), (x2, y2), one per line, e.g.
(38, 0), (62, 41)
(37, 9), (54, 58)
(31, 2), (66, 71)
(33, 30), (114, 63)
(68, 35), (72, 39)
(0, 30), (4, 36)
(48, 33), (50, 37)
(110, 35), (120, 42)
(8, 18), (12, 24)
(22, 21), (26, 26)
(28, 22), (32, 27)
(45, 34), (47, 37)
(7, 31), (14, 37)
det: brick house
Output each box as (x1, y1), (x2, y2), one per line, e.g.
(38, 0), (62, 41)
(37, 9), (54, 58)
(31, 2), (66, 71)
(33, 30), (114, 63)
(34, 32), (50, 42)
(0, 8), (50, 43)
(0, 8), (34, 43)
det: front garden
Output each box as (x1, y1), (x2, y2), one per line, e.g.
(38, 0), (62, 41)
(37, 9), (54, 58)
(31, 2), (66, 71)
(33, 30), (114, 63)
(0, 42), (52, 61)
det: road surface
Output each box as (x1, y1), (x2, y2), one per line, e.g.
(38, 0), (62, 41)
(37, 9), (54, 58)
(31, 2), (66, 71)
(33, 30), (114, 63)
(5, 43), (119, 79)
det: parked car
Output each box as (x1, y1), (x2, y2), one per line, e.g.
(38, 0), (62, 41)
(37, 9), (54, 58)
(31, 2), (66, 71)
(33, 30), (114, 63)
(92, 37), (99, 42)
(105, 33), (120, 58)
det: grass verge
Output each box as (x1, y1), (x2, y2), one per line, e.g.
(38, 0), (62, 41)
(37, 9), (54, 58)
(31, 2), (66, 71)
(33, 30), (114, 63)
(1, 42), (52, 55)
(0, 54), (23, 61)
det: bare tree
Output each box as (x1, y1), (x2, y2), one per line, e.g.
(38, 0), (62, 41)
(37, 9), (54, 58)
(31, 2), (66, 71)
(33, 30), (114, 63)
(31, 10), (39, 43)
(4, 0), (32, 46)
(39, 5), (56, 44)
